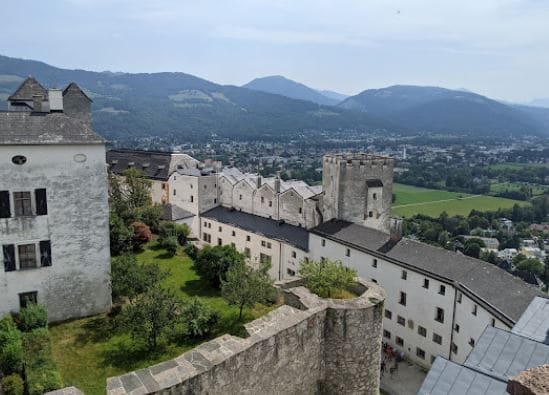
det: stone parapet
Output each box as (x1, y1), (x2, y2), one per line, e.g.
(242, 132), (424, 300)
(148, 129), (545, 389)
(106, 278), (385, 395)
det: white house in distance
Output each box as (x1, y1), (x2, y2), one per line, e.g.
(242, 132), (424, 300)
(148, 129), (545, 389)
(0, 77), (111, 322)
(108, 149), (544, 369)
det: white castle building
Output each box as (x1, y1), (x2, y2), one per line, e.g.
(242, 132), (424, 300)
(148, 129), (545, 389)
(0, 77), (111, 322)
(108, 149), (544, 369)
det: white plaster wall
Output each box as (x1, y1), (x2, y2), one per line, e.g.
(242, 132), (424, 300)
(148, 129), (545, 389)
(279, 190), (305, 227)
(197, 175), (218, 213)
(0, 144), (111, 322)
(172, 174), (199, 215)
(232, 181), (254, 213)
(150, 179), (168, 204)
(252, 185), (277, 219)
(218, 176), (233, 207)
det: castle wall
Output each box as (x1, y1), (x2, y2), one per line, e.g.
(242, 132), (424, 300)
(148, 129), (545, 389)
(106, 279), (385, 395)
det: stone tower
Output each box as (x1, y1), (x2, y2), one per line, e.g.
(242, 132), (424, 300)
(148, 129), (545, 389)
(322, 153), (394, 232)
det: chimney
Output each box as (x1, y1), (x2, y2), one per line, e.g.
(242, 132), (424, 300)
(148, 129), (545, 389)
(274, 173), (281, 193)
(390, 218), (403, 242)
(32, 94), (43, 112)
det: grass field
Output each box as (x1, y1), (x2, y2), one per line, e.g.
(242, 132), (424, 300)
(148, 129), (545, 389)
(488, 162), (549, 170)
(392, 183), (528, 217)
(490, 182), (547, 196)
(50, 243), (276, 395)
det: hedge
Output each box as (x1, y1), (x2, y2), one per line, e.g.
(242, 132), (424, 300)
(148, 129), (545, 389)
(0, 316), (23, 374)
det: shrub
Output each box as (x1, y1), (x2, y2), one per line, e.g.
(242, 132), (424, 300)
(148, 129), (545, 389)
(162, 236), (179, 257)
(1, 374), (24, 395)
(16, 304), (48, 332)
(0, 316), (23, 374)
(137, 204), (163, 233)
(22, 328), (63, 395)
(158, 222), (190, 246)
(131, 221), (152, 250)
(180, 298), (219, 338)
(183, 243), (198, 260)
(109, 212), (133, 256)
(299, 259), (357, 299)
(194, 245), (245, 288)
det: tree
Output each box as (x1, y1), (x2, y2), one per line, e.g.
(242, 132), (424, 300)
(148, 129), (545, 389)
(120, 286), (180, 350)
(131, 222), (152, 250)
(463, 238), (485, 259)
(299, 259), (357, 298)
(109, 213), (133, 255)
(179, 298), (219, 338)
(194, 245), (246, 288)
(111, 254), (167, 303)
(222, 261), (275, 320)
(516, 258), (544, 277)
(163, 236), (178, 257)
(158, 222), (190, 247)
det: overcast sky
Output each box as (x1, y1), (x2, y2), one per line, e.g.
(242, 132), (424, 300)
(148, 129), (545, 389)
(1, 0), (548, 102)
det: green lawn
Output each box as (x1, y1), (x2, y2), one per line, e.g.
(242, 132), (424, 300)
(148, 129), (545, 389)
(393, 183), (468, 206)
(392, 183), (528, 217)
(490, 182), (547, 196)
(488, 162), (549, 170)
(50, 243), (276, 395)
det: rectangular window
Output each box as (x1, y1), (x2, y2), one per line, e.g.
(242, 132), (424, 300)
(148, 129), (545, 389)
(217, 238), (222, 246)
(260, 253), (271, 264)
(232, 231), (236, 236)
(239, 194), (243, 200)
(244, 247), (251, 258)
(372, 259), (378, 268)
(399, 291), (407, 306)
(291, 251), (297, 258)
(457, 292), (462, 303)
(19, 291), (37, 308)
(469, 338), (475, 347)
(383, 330), (391, 339)
(268, 201), (273, 207)
(491, 318), (496, 327)
(0, 191), (10, 218)
(173, 189), (176, 196)
(208, 223), (211, 228)
(261, 241), (266, 247)
(18, 244), (37, 269)
(472, 305), (478, 316)
(401, 270), (407, 280)
(261, 196), (265, 203)
(418, 326), (427, 337)
(35, 189), (47, 215)
(435, 307), (444, 323)
(384, 309), (392, 319)
(246, 235), (251, 242)
(204, 221), (207, 227)
(39, 241), (52, 267)
(3, 245), (16, 272)
(423, 279), (429, 289)
(321, 239), (326, 247)
(298, 207), (302, 214)
(345, 248), (351, 257)
(396, 336), (404, 346)
(202, 233), (211, 243)
(451, 343), (458, 354)
(397, 316), (405, 326)
(433, 333), (442, 345)
(190, 195), (194, 203)
(14, 192), (32, 216)
(266, 242), (272, 249)
(416, 348), (426, 360)
(454, 324), (460, 333)
(218, 226), (222, 232)
(439, 285), (446, 295)
(287, 268), (296, 276)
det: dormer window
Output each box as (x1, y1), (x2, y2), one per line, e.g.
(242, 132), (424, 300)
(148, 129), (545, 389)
(142, 163), (150, 168)
(128, 162), (135, 166)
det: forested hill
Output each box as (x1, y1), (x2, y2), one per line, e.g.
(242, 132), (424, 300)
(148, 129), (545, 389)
(0, 55), (391, 144)
(340, 85), (549, 136)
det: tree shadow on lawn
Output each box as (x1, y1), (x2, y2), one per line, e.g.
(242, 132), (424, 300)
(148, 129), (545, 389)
(99, 335), (167, 370)
(73, 315), (120, 345)
(180, 279), (221, 298)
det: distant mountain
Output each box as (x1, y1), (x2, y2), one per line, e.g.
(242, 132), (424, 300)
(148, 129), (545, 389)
(243, 75), (340, 105)
(0, 55), (390, 144)
(340, 85), (547, 136)
(319, 90), (348, 102)
(527, 98), (549, 109)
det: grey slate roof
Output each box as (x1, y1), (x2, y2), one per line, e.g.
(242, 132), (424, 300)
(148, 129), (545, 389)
(312, 220), (543, 324)
(417, 358), (507, 395)
(107, 150), (174, 180)
(512, 297), (549, 344)
(464, 326), (549, 382)
(160, 204), (194, 221)
(202, 206), (309, 251)
(8, 76), (47, 101)
(0, 112), (105, 145)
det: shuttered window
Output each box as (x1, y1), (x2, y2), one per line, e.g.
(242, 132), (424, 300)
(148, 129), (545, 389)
(35, 189), (48, 215)
(18, 244), (37, 269)
(3, 245), (15, 272)
(0, 191), (10, 218)
(14, 192), (32, 216)
(40, 241), (52, 267)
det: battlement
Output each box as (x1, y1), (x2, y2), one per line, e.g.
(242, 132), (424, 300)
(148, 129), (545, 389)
(323, 153), (394, 166)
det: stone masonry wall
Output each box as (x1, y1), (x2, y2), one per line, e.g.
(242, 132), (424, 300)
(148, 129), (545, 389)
(106, 279), (385, 395)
